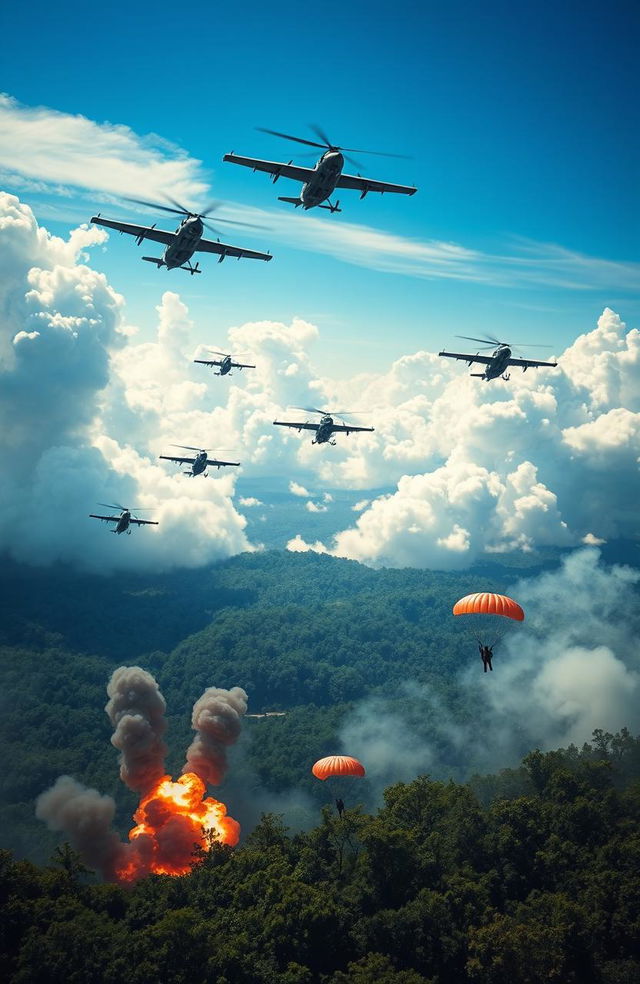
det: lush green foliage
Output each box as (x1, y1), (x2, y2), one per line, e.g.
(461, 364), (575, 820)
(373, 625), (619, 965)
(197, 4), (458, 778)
(1, 734), (639, 983)
(0, 551), (514, 859)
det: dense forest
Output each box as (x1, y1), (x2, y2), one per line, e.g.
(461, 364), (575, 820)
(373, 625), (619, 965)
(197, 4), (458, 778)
(0, 550), (518, 860)
(1, 731), (639, 983)
(1, 550), (638, 980)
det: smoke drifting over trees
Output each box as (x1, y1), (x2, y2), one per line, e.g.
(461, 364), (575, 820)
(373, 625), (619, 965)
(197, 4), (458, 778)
(35, 669), (247, 882)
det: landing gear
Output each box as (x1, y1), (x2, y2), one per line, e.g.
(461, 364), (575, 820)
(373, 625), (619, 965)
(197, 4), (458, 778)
(502, 372), (511, 381)
(319, 199), (341, 213)
(180, 260), (201, 275)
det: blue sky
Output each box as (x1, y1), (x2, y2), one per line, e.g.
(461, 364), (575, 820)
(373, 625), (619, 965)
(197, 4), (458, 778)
(1, 0), (638, 371)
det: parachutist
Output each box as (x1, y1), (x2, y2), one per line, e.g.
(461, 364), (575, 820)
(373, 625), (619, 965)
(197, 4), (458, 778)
(336, 797), (345, 817)
(479, 643), (493, 672)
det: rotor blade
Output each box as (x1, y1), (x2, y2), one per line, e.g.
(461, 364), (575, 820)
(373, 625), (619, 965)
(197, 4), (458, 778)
(456, 335), (502, 347)
(344, 154), (365, 171)
(169, 444), (205, 452)
(511, 343), (553, 348)
(164, 195), (194, 215)
(98, 502), (126, 511)
(293, 406), (327, 415)
(205, 349), (229, 356)
(123, 196), (186, 217)
(339, 146), (412, 159)
(309, 123), (334, 148)
(203, 218), (267, 236)
(256, 126), (327, 149)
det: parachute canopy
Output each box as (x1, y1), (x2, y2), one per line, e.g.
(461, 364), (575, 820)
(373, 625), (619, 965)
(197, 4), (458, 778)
(453, 592), (524, 621)
(312, 755), (365, 781)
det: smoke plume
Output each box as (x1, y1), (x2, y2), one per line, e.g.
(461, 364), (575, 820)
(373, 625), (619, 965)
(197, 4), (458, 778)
(105, 666), (168, 792)
(183, 686), (249, 785)
(36, 670), (247, 883)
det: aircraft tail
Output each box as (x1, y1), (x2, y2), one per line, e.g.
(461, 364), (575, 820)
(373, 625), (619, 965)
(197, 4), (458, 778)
(278, 196), (303, 208)
(470, 373), (486, 378)
(141, 256), (165, 267)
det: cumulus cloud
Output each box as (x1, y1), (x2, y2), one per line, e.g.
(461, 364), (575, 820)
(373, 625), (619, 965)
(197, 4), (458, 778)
(289, 310), (639, 569)
(1, 192), (638, 575)
(0, 193), (249, 572)
(289, 481), (310, 497)
(339, 549), (640, 803)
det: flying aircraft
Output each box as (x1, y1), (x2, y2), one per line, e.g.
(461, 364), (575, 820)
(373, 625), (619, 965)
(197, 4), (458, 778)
(224, 125), (417, 213)
(194, 350), (255, 376)
(90, 198), (272, 275)
(159, 446), (240, 476)
(273, 408), (374, 445)
(439, 336), (557, 381)
(89, 504), (158, 535)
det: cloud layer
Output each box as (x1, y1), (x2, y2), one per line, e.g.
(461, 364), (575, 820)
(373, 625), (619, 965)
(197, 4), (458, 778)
(1, 192), (638, 573)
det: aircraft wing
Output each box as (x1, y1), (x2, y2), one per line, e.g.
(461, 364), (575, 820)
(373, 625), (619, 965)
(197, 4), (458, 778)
(231, 361), (255, 370)
(335, 173), (417, 197)
(205, 458), (240, 468)
(508, 357), (558, 369)
(223, 153), (315, 184)
(331, 424), (375, 434)
(129, 518), (159, 526)
(90, 216), (174, 245)
(195, 237), (272, 262)
(273, 420), (320, 431)
(438, 351), (493, 365)
(159, 454), (196, 466)
(193, 359), (223, 368)
(89, 513), (118, 523)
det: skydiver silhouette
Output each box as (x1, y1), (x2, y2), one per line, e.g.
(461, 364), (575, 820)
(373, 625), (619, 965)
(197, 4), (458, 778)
(479, 643), (493, 672)
(336, 797), (345, 817)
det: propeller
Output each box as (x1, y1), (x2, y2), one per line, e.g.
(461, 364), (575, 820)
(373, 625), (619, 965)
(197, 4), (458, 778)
(456, 335), (553, 350)
(98, 503), (152, 513)
(168, 445), (240, 457)
(123, 196), (266, 235)
(257, 124), (411, 170)
(206, 348), (251, 358)
(294, 406), (363, 419)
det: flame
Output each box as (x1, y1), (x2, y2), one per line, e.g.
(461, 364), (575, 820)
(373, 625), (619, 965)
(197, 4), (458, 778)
(115, 772), (240, 882)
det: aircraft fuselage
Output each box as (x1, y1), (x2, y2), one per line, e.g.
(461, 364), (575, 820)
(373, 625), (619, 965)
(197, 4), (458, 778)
(219, 356), (232, 375)
(483, 346), (512, 380)
(114, 511), (131, 534)
(313, 415), (336, 444)
(301, 152), (344, 208)
(189, 451), (208, 476)
(163, 217), (204, 269)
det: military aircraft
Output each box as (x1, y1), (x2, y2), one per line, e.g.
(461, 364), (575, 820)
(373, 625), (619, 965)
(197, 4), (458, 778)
(194, 350), (255, 376)
(90, 198), (272, 275)
(273, 408), (374, 445)
(439, 336), (557, 381)
(159, 445), (240, 476)
(224, 125), (417, 213)
(89, 504), (158, 535)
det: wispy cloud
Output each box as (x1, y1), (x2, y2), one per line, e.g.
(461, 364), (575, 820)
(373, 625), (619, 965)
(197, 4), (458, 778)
(0, 93), (209, 205)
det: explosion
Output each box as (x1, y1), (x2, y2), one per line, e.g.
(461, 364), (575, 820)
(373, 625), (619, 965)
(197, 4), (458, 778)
(36, 668), (248, 884)
(117, 772), (240, 881)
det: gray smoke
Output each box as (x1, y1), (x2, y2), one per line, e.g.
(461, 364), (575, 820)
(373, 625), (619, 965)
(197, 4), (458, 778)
(35, 776), (125, 882)
(105, 666), (168, 792)
(183, 686), (248, 785)
(339, 548), (640, 804)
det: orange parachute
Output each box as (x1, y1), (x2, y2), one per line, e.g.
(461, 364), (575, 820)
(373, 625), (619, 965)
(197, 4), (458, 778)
(453, 593), (524, 621)
(312, 755), (366, 781)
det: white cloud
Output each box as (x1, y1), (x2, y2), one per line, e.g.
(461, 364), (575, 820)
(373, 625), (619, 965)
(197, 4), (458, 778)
(239, 497), (263, 507)
(305, 500), (328, 513)
(0, 94), (208, 205)
(289, 481), (310, 497)
(0, 193), (249, 572)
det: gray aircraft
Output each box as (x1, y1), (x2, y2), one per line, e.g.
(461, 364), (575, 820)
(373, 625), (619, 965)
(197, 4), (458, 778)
(273, 408), (374, 446)
(194, 350), (255, 376)
(90, 198), (272, 275)
(159, 445), (240, 476)
(439, 336), (557, 381)
(224, 125), (416, 213)
(89, 504), (158, 535)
